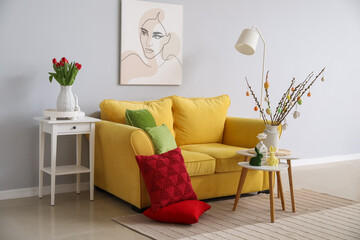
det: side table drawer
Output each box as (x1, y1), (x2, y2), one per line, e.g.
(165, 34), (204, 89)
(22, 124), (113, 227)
(57, 122), (91, 134)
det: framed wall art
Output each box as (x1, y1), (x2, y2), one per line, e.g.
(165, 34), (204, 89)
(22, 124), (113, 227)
(120, 0), (183, 85)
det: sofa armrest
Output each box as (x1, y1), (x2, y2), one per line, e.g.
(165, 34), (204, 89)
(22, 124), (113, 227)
(223, 117), (281, 148)
(94, 120), (154, 208)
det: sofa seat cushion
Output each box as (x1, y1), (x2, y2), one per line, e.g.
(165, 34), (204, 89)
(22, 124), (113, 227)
(180, 143), (247, 173)
(99, 98), (175, 136)
(181, 150), (215, 177)
(171, 95), (231, 146)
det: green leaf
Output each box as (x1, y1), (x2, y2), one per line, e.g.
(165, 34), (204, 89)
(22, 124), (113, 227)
(49, 75), (53, 83)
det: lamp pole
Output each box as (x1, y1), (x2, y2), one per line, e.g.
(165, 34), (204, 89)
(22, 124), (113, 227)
(253, 26), (266, 118)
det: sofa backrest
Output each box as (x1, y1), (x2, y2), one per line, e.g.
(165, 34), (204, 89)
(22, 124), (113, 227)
(99, 95), (231, 146)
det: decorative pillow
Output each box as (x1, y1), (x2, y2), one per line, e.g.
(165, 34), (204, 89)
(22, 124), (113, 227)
(125, 109), (156, 131)
(146, 124), (177, 154)
(99, 98), (175, 136)
(135, 148), (197, 211)
(143, 200), (211, 224)
(171, 95), (231, 146)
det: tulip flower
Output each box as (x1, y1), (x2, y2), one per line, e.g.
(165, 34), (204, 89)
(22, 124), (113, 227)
(61, 57), (68, 63)
(52, 58), (57, 64)
(75, 63), (82, 70)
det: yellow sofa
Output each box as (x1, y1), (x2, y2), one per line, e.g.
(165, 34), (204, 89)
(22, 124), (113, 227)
(95, 95), (275, 209)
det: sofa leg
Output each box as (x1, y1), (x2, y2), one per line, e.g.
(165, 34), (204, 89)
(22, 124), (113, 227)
(258, 190), (270, 194)
(131, 205), (147, 213)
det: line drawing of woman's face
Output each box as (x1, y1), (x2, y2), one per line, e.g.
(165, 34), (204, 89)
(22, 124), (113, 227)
(140, 13), (170, 59)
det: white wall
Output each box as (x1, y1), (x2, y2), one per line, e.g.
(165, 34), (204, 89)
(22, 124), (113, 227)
(1, 0), (359, 191)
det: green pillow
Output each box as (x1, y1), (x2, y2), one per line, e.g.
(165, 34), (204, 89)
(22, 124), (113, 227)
(146, 124), (177, 155)
(125, 109), (156, 131)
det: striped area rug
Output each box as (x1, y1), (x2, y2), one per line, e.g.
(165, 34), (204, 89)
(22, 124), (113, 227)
(113, 189), (360, 239)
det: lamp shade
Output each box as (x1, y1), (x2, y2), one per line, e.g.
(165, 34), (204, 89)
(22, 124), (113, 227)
(235, 28), (260, 55)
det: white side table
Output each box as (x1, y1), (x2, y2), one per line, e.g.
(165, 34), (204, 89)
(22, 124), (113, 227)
(236, 149), (300, 212)
(34, 116), (101, 205)
(233, 161), (289, 223)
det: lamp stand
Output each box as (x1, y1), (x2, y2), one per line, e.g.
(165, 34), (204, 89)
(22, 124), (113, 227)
(253, 26), (266, 119)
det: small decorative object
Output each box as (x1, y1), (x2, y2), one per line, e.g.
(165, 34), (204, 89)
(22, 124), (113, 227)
(321, 72), (325, 82)
(282, 119), (288, 131)
(307, 91), (311, 97)
(293, 111), (300, 119)
(74, 95), (81, 112)
(249, 147), (263, 166)
(254, 106), (258, 111)
(246, 91), (250, 96)
(255, 133), (267, 155)
(48, 57), (82, 112)
(245, 67), (325, 149)
(266, 108), (271, 115)
(266, 146), (279, 166)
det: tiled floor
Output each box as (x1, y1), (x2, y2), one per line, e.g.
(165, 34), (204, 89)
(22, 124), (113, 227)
(0, 159), (359, 240)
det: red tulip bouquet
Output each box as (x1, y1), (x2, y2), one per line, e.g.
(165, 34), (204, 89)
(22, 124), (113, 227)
(48, 57), (82, 86)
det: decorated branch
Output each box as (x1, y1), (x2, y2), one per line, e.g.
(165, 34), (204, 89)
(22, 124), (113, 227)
(245, 67), (326, 126)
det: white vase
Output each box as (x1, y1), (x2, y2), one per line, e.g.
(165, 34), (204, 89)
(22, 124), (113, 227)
(263, 124), (280, 151)
(57, 86), (75, 112)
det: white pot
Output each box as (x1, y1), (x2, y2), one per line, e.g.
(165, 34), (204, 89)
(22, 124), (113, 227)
(263, 124), (280, 151)
(57, 85), (75, 112)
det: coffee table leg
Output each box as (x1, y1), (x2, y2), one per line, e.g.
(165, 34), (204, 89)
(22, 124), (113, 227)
(269, 171), (275, 223)
(276, 171), (285, 210)
(287, 159), (296, 212)
(233, 168), (249, 211)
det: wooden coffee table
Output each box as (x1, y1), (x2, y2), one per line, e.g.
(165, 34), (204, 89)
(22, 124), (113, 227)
(233, 161), (288, 223)
(236, 149), (300, 212)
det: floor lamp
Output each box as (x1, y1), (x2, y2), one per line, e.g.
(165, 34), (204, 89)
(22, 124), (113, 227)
(235, 26), (266, 118)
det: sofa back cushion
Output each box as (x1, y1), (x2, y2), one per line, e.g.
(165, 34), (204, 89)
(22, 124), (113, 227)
(100, 98), (175, 136)
(172, 95), (231, 146)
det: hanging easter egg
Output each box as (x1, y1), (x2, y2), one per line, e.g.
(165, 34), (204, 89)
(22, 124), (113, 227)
(246, 91), (250, 96)
(282, 123), (288, 131)
(321, 76), (325, 82)
(264, 96), (269, 102)
(266, 108), (271, 115)
(277, 108), (282, 113)
(287, 94), (291, 100)
(291, 87), (295, 92)
(293, 111), (300, 119)
(307, 92), (311, 97)
(264, 81), (270, 90)
(297, 99), (302, 105)
(254, 106), (258, 111)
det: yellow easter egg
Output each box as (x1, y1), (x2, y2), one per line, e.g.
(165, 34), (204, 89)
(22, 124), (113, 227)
(287, 94), (290, 100)
(264, 81), (270, 89)
(266, 108), (271, 115)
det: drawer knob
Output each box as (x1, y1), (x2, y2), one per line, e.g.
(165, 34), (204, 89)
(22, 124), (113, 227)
(73, 126), (76, 130)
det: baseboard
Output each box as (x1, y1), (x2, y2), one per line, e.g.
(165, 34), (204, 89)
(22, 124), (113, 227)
(0, 182), (90, 201)
(291, 153), (360, 167)
(1, 154), (360, 201)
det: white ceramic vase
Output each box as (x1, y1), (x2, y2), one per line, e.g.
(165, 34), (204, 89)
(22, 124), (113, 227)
(263, 124), (280, 151)
(57, 86), (75, 112)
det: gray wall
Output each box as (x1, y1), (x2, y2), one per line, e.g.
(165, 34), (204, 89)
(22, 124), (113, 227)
(1, 0), (359, 191)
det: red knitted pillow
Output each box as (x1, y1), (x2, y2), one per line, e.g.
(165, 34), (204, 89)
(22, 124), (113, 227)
(143, 200), (211, 224)
(135, 148), (197, 211)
